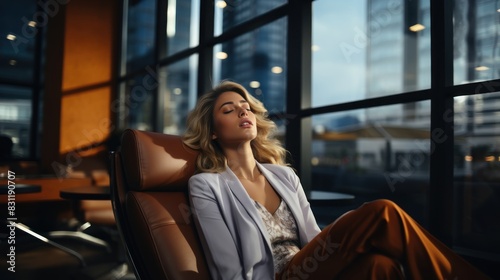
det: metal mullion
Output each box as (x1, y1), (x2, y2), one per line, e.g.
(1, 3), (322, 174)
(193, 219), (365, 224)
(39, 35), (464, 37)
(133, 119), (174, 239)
(429, 0), (454, 244)
(444, 79), (500, 98)
(197, 0), (215, 95)
(29, 4), (45, 161)
(154, 0), (168, 132)
(119, 0), (129, 77)
(287, 0), (312, 190)
(117, 0), (130, 129)
(301, 90), (433, 118)
(0, 79), (34, 88)
(157, 46), (200, 67)
(112, 0), (125, 130)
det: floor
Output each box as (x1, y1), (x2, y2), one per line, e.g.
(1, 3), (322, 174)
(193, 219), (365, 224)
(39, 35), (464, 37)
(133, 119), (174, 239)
(0, 223), (136, 280)
(1, 217), (498, 279)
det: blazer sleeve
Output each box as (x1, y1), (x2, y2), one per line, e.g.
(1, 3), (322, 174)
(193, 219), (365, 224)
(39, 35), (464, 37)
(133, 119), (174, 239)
(288, 167), (321, 243)
(188, 175), (245, 280)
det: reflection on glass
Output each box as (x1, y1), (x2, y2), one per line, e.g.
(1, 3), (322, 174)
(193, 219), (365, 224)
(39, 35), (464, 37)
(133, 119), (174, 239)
(454, 91), (500, 253)
(163, 55), (198, 135)
(312, 0), (431, 107)
(0, 85), (32, 159)
(454, 0), (500, 84)
(126, 0), (156, 72)
(213, 18), (287, 112)
(0, 1), (37, 83)
(122, 76), (156, 131)
(311, 101), (430, 225)
(214, 0), (287, 36)
(164, 0), (199, 57)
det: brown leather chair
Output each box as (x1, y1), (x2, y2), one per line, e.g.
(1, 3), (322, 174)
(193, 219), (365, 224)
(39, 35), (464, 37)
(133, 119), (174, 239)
(109, 129), (210, 280)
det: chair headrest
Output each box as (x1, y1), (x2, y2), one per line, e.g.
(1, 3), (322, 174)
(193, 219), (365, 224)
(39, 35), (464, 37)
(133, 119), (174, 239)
(120, 129), (198, 191)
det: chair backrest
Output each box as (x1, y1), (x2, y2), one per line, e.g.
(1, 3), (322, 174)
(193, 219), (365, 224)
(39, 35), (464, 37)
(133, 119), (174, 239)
(110, 129), (210, 280)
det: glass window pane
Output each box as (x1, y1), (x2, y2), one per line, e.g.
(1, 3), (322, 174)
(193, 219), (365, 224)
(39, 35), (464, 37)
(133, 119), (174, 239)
(454, 0), (500, 84)
(0, 1), (37, 83)
(214, 0), (287, 36)
(271, 117), (287, 148)
(0, 85), (32, 159)
(454, 91), (500, 254)
(163, 55), (198, 135)
(126, 0), (157, 73)
(311, 101), (430, 227)
(312, 0), (431, 107)
(121, 75), (156, 131)
(214, 18), (287, 112)
(164, 0), (199, 57)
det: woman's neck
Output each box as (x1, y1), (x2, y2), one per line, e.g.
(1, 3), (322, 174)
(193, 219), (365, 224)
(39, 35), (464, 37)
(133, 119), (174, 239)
(223, 143), (259, 181)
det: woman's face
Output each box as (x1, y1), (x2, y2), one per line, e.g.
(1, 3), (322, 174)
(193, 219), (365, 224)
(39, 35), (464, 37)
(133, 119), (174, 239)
(212, 91), (257, 147)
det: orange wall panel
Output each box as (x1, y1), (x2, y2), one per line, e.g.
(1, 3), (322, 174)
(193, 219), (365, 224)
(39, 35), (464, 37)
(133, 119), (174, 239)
(41, 0), (118, 173)
(62, 0), (115, 90)
(58, 0), (117, 155)
(60, 88), (112, 154)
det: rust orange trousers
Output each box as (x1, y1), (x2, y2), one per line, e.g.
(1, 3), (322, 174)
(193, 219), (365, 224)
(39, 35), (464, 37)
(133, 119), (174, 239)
(277, 199), (490, 280)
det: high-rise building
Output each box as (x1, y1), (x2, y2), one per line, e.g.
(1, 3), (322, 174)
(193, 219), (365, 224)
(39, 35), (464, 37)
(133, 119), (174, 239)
(219, 0), (287, 112)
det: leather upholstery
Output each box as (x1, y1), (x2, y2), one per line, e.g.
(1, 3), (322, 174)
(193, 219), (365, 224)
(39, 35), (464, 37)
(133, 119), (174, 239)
(110, 129), (210, 280)
(120, 129), (198, 191)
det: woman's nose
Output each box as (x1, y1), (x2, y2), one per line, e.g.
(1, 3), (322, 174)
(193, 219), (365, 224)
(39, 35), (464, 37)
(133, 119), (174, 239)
(239, 108), (248, 117)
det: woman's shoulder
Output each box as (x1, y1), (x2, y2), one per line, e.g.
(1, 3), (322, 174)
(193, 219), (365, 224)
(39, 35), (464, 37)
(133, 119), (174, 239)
(260, 163), (296, 177)
(260, 163), (301, 191)
(188, 172), (222, 196)
(189, 171), (220, 184)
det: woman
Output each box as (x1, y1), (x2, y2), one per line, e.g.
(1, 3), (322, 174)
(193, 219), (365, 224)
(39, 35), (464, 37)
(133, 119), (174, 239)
(184, 81), (489, 279)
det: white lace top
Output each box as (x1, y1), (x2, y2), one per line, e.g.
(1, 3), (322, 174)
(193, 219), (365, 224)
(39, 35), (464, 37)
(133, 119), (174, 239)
(254, 199), (301, 275)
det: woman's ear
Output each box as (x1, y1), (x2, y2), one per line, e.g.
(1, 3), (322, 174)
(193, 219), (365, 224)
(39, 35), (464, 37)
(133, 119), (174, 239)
(212, 132), (217, 140)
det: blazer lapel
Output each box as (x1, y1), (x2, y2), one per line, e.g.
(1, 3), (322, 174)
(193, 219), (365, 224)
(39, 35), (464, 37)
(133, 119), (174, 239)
(258, 164), (296, 206)
(219, 166), (273, 249)
(257, 163), (307, 240)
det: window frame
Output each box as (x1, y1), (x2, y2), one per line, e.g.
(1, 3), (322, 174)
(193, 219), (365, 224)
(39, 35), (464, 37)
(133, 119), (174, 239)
(116, 0), (500, 261)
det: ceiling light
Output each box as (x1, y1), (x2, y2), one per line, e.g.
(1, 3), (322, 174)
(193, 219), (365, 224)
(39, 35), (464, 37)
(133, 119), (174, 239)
(311, 157), (319, 166)
(28, 21), (37, 27)
(215, 52), (228, 59)
(166, 0), (176, 37)
(173, 88), (182, 95)
(216, 1), (227, 8)
(9, 60), (17, 66)
(6, 34), (16, 41)
(271, 66), (283, 74)
(475, 65), (489, 71)
(249, 81), (260, 88)
(409, 24), (425, 32)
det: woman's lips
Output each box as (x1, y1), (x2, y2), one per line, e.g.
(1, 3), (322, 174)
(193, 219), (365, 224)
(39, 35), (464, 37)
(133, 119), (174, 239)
(240, 119), (253, 127)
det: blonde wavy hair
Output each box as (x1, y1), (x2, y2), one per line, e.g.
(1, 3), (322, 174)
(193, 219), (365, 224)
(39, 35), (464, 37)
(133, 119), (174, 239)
(183, 81), (288, 173)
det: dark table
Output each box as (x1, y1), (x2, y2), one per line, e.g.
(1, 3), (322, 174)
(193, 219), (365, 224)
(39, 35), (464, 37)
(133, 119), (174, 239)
(57, 186), (113, 253)
(308, 190), (355, 206)
(0, 183), (89, 265)
(60, 186), (110, 200)
(0, 184), (41, 194)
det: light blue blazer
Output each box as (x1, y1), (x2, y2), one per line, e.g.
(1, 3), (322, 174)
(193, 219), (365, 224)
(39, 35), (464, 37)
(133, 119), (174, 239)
(188, 162), (321, 280)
